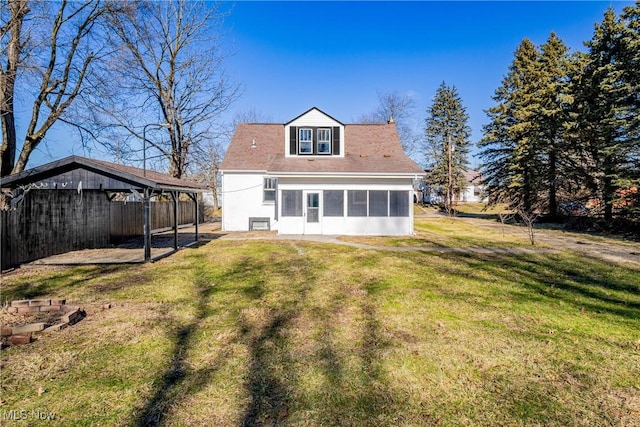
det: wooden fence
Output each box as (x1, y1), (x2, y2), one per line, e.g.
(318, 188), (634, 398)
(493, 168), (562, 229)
(1, 191), (201, 270)
(110, 200), (201, 238)
(1, 190), (111, 270)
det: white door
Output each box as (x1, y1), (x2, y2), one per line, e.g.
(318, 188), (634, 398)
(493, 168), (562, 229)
(304, 191), (322, 234)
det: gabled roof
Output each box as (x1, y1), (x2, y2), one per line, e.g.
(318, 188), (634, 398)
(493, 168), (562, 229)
(1, 155), (205, 192)
(221, 122), (424, 176)
(284, 106), (344, 126)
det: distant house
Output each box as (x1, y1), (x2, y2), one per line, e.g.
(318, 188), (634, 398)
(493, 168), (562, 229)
(220, 107), (425, 235)
(459, 169), (486, 203)
(416, 168), (487, 204)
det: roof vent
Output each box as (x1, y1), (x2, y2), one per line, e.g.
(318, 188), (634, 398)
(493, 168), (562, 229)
(251, 139), (257, 149)
(388, 116), (395, 124)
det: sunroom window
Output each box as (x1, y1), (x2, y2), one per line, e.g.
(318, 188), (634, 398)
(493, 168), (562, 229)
(282, 190), (303, 216)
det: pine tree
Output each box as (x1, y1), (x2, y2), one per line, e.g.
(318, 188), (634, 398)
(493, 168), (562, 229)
(620, 2), (640, 216)
(571, 8), (636, 222)
(424, 82), (471, 215)
(479, 38), (545, 213)
(537, 32), (575, 217)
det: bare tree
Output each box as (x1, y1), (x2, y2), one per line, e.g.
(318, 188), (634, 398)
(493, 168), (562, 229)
(516, 204), (540, 246)
(104, 0), (240, 178)
(0, 0), (119, 176)
(188, 108), (272, 212)
(357, 90), (419, 157)
(188, 139), (223, 211)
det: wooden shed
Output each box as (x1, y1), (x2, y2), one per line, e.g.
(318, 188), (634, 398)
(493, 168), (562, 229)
(1, 156), (205, 269)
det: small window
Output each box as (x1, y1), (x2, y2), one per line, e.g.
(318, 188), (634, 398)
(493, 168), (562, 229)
(264, 178), (277, 202)
(282, 190), (303, 216)
(299, 128), (312, 154)
(317, 129), (331, 154)
(348, 190), (367, 217)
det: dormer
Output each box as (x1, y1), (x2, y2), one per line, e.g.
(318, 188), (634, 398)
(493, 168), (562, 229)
(285, 107), (345, 158)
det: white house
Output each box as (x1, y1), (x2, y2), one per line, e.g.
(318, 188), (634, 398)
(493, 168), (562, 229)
(220, 107), (425, 235)
(459, 169), (487, 203)
(417, 169), (487, 204)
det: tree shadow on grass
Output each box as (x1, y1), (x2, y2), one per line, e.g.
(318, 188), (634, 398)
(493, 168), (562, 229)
(423, 251), (640, 321)
(133, 243), (315, 426)
(2, 265), (130, 301)
(238, 249), (316, 426)
(133, 252), (228, 426)
(240, 309), (298, 426)
(311, 270), (401, 425)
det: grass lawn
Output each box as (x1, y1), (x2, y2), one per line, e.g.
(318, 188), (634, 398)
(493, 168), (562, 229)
(1, 218), (639, 426)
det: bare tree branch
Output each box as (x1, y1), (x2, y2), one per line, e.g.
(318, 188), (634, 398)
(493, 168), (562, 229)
(97, 0), (240, 178)
(1, 0), (123, 176)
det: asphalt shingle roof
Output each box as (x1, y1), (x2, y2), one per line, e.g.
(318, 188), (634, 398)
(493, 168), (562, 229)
(221, 122), (424, 175)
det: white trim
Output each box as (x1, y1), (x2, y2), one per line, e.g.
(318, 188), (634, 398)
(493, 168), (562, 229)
(268, 172), (425, 178)
(222, 171), (424, 179)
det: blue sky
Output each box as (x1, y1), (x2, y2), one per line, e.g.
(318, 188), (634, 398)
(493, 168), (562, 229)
(24, 0), (634, 169)
(222, 0), (633, 167)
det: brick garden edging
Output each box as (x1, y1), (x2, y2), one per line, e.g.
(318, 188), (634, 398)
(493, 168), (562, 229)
(1, 299), (87, 346)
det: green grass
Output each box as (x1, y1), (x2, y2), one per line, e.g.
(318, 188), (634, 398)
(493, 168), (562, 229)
(340, 216), (540, 249)
(1, 218), (639, 426)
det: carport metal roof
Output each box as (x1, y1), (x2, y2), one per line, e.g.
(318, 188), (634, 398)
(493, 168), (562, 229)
(1, 155), (206, 262)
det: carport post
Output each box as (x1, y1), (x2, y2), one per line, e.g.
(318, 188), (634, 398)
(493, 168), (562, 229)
(194, 193), (199, 240)
(172, 191), (178, 250)
(144, 188), (152, 262)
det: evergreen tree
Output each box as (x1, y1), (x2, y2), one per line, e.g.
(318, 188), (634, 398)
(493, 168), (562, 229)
(620, 2), (640, 215)
(537, 32), (575, 217)
(479, 38), (545, 213)
(571, 8), (637, 222)
(424, 82), (471, 215)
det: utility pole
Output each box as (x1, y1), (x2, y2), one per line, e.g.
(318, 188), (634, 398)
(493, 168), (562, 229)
(447, 133), (453, 216)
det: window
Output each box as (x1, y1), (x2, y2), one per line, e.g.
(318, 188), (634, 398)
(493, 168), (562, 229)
(307, 193), (319, 223)
(347, 190), (367, 216)
(317, 129), (331, 154)
(390, 191), (409, 217)
(282, 190), (302, 216)
(323, 190), (344, 216)
(299, 128), (312, 154)
(369, 191), (388, 217)
(263, 178), (277, 202)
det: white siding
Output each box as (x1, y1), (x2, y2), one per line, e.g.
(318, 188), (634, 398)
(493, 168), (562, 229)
(289, 108), (341, 127)
(221, 172), (278, 231)
(222, 173), (416, 235)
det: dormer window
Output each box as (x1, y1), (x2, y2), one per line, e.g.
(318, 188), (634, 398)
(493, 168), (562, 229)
(289, 125), (341, 156)
(299, 128), (312, 154)
(317, 129), (331, 154)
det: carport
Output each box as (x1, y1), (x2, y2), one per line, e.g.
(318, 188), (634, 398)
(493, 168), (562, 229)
(1, 156), (206, 268)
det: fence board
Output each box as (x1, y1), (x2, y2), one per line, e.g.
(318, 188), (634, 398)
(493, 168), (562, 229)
(1, 190), (111, 270)
(109, 201), (201, 239)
